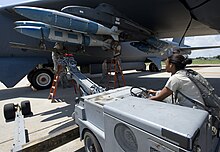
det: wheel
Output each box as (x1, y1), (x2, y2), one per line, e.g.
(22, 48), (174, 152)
(27, 69), (36, 83)
(4, 103), (16, 121)
(149, 63), (159, 72)
(84, 131), (103, 152)
(31, 69), (54, 90)
(21, 100), (32, 116)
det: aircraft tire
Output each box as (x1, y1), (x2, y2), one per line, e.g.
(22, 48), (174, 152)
(31, 69), (54, 90)
(4, 103), (16, 121)
(149, 63), (159, 72)
(27, 69), (37, 83)
(21, 100), (32, 116)
(84, 131), (103, 152)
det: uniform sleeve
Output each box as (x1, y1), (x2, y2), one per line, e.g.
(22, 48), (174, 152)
(165, 75), (180, 92)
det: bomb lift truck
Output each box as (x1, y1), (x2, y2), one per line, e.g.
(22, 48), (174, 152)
(74, 87), (220, 152)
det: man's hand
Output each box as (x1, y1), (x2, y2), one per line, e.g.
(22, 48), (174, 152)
(147, 89), (157, 95)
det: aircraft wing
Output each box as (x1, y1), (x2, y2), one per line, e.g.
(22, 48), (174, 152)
(1, 0), (220, 38)
(180, 46), (220, 51)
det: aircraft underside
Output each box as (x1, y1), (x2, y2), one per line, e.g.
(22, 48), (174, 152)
(1, 0), (220, 89)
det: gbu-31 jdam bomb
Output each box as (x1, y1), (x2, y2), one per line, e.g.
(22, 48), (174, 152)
(14, 21), (111, 48)
(61, 4), (153, 41)
(13, 6), (119, 41)
(15, 21), (47, 27)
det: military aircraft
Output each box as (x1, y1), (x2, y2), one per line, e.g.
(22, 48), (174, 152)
(1, 0), (220, 90)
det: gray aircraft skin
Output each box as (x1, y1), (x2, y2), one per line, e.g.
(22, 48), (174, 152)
(1, 0), (220, 90)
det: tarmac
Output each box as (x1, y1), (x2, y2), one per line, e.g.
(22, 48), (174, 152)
(1, 64), (220, 152)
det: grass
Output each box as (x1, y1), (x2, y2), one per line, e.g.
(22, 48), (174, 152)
(192, 59), (220, 64)
(160, 59), (220, 65)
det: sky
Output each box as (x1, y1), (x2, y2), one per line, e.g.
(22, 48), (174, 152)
(1, 0), (220, 58)
(184, 35), (220, 58)
(165, 35), (220, 58)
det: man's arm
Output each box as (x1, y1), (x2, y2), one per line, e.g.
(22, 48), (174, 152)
(149, 87), (173, 101)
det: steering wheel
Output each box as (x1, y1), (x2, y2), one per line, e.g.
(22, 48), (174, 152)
(130, 86), (150, 98)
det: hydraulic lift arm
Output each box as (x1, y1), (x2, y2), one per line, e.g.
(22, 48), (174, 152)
(58, 56), (105, 96)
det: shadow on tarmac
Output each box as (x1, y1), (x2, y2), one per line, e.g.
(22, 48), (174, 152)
(33, 104), (75, 122)
(0, 85), (77, 101)
(0, 70), (219, 101)
(75, 147), (85, 152)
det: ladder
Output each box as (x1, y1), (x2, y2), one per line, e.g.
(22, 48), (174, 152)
(106, 58), (126, 89)
(48, 64), (63, 102)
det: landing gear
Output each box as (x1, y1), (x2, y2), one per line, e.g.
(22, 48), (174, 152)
(149, 63), (159, 72)
(28, 68), (54, 90)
